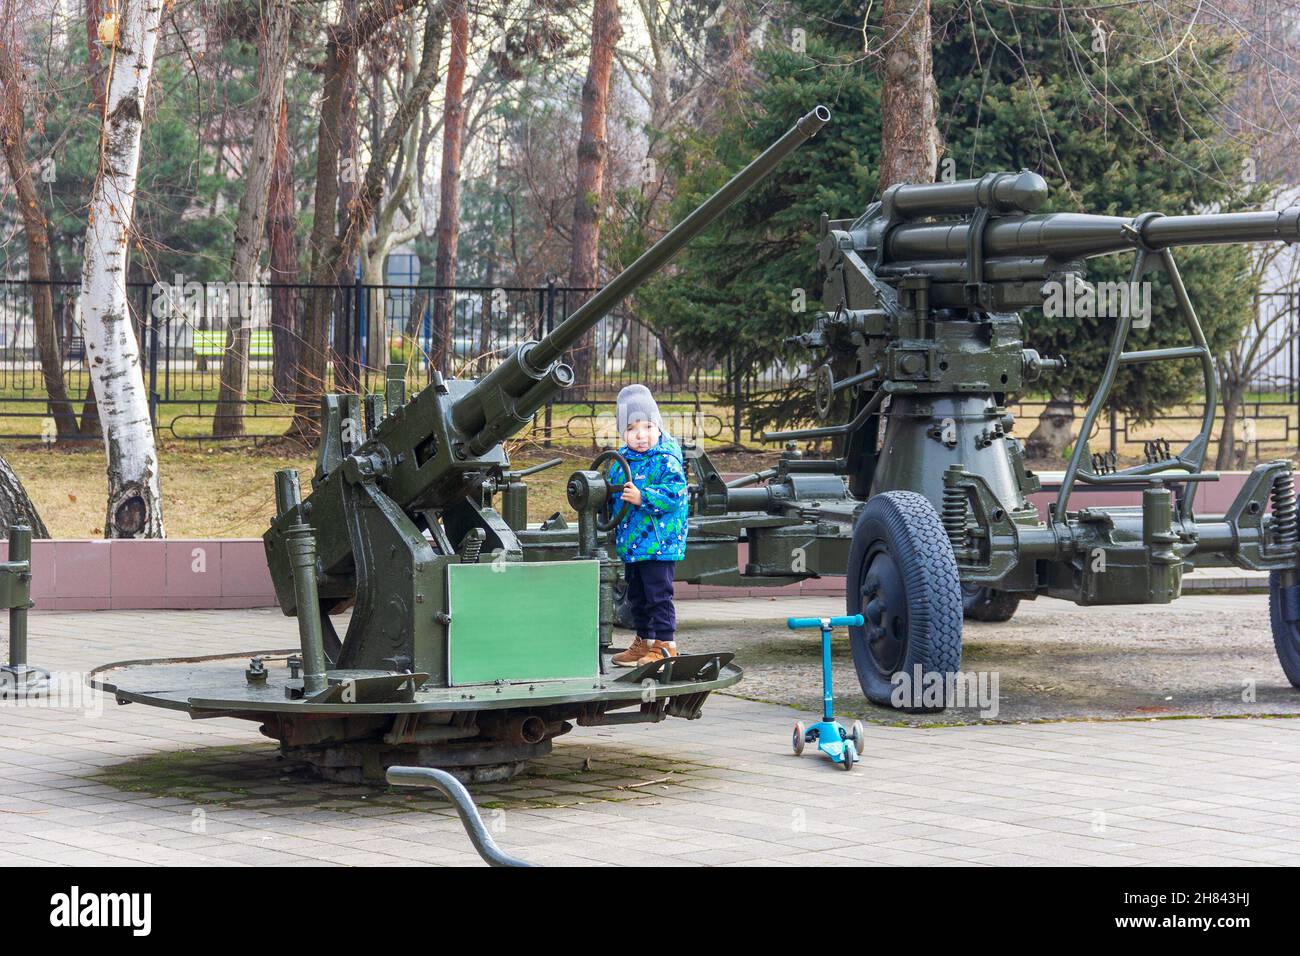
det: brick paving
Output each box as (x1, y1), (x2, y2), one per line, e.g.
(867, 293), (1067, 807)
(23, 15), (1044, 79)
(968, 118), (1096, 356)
(1, 601), (1298, 866)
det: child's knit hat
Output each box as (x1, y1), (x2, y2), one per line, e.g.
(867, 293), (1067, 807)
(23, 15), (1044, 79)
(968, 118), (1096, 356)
(616, 384), (665, 436)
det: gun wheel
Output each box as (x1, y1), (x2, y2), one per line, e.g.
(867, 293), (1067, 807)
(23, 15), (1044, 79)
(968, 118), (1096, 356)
(1271, 571), (1300, 687)
(1269, 491), (1300, 689)
(846, 491), (963, 711)
(961, 584), (1021, 623)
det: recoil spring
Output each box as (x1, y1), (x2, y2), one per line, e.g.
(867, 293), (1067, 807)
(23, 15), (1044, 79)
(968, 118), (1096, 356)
(1271, 469), (1298, 546)
(942, 465), (970, 553)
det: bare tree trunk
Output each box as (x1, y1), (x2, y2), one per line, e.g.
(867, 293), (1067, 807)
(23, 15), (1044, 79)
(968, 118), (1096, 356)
(1216, 399), (1241, 470)
(77, 0), (166, 538)
(77, 0), (111, 438)
(0, 455), (48, 539)
(357, 33), (425, 373)
(567, 0), (622, 391)
(431, 0), (469, 375)
(1215, 374), (1248, 470)
(293, 0), (437, 440)
(85, 0), (108, 106)
(476, 257), (494, 374)
(268, 93), (299, 402)
(330, 0), (361, 393)
(878, 0), (940, 188)
(214, 0), (292, 437)
(0, 9), (77, 439)
(654, 328), (690, 388)
(1024, 393), (1077, 462)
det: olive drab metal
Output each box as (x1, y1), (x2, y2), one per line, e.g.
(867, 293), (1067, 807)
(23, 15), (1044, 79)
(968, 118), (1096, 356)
(91, 106), (832, 782)
(671, 170), (1300, 707)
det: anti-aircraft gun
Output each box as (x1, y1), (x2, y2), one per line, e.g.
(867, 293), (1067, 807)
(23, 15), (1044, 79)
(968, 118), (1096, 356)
(92, 106), (831, 782)
(674, 170), (1300, 708)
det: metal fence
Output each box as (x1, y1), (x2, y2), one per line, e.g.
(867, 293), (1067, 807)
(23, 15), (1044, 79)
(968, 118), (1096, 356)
(0, 277), (1297, 460)
(0, 278), (767, 439)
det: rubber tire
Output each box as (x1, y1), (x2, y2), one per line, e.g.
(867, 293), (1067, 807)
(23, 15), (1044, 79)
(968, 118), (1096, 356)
(1269, 572), (1300, 686)
(962, 584), (1021, 623)
(847, 491), (963, 711)
(1268, 492), (1300, 688)
(792, 721), (806, 756)
(841, 745), (855, 771)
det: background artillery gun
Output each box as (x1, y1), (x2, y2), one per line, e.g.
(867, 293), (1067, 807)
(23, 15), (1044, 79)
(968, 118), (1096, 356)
(91, 107), (832, 783)
(669, 170), (1300, 708)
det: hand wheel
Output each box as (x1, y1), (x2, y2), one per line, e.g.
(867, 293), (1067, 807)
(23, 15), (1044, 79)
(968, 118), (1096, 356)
(591, 450), (633, 533)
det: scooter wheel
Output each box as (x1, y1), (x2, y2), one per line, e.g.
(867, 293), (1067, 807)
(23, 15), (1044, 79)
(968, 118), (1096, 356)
(792, 721), (805, 756)
(841, 745), (855, 771)
(850, 720), (865, 756)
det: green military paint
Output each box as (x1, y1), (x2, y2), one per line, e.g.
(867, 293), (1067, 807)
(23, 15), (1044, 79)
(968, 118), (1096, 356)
(447, 561), (599, 685)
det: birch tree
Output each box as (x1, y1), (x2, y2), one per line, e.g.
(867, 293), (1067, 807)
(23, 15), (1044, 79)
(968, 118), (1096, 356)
(77, 0), (166, 538)
(0, 455), (48, 538)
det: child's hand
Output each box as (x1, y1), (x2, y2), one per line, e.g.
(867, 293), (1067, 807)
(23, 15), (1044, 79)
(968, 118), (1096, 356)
(620, 483), (643, 506)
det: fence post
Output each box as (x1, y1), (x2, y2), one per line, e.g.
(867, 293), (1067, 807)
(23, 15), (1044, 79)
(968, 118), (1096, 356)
(1109, 407), (1117, 456)
(726, 352), (741, 447)
(353, 274), (365, 392)
(544, 279), (555, 447)
(142, 284), (158, 429)
(149, 285), (160, 418)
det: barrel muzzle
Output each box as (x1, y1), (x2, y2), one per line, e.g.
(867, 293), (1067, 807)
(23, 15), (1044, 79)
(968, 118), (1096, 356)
(798, 105), (832, 138)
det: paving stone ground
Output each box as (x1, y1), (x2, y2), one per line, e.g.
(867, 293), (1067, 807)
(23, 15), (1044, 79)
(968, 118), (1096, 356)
(690, 592), (1300, 723)
(2, 599), (1298, 866)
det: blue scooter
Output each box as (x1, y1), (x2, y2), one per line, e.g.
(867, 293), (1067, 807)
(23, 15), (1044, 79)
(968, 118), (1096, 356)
(786, 615), (865, 770)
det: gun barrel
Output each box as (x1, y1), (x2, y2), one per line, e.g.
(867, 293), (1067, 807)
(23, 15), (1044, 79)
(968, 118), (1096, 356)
(1141, 209), (1300, 248)
(885, 208), (1300, 263)
(527, 104), (831, 371)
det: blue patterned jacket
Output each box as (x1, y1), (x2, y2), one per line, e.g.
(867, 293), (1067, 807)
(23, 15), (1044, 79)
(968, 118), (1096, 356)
(606, 437), (689, 562)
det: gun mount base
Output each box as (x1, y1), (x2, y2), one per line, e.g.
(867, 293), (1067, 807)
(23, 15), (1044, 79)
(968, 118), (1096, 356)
(90, 650), (742, 784)
(287, 739), (553, 785)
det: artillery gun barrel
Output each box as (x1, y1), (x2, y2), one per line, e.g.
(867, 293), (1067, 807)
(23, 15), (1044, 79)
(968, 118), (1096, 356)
(453, 105), (830, 453)
(885, 207), (1300, 264)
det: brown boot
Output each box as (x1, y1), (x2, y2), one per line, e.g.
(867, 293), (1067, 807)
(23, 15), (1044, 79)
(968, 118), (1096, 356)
(634, 640), (678, 666)
(611, 637), (653, 667)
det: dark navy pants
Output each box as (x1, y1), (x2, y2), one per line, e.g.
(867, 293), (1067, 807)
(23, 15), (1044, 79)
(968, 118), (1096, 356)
(624, 560), (676, 642)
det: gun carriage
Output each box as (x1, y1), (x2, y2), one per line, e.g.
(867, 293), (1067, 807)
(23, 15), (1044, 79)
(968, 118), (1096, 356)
(682, 170), (1300, 706)
(92, 107), (832, 781)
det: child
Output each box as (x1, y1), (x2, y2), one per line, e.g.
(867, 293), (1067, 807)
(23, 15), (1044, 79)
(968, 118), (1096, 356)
(607, 384), (689, 667)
